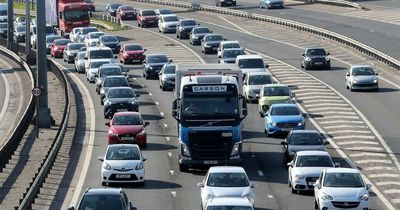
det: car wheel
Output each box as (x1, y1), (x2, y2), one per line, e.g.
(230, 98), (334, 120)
(346, 83), (349, 89)
(264, 128), (269, 136)
(260, 112), (264, 118)
(350, 85), (354, 92)
(138, 22), (140, 27)
(162, 84), (166, 91)
(301, 61), (304, 68)
(314, 199), (318, 209)
(101, 182), (106, 186)
(288, 179), (292, 188)
(291, 188), (296, 194)
(179, 164), (189, 172)
(100, 99), (104, 105)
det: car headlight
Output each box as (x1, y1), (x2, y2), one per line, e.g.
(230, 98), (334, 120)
(206, 193), (215, 201)
(321, 193), (333, 201)
(230, 142), (240, 156)
(297, 121), (305, 126)
(193, 36), (199, 40)
(100, 89), (105, 95)
(305, 57), (311, 62)
(135, 162), (144, 170)
(373, 79), (378, 83)
(325, 56), (330, 61)
(103, 162), (111, 170)
(358, 193), (369, 201)
(105, 100), (113, 106)
(131, 100), (137, 104)
(242, 193), (253, 202)
(294, 174), (305, 180)
(353, 79), (358, 84)
(137, 129), (146, 136)
(181, 143), (191, 157)
(116, 43), (120, 47)
(148, 66), (153, 70)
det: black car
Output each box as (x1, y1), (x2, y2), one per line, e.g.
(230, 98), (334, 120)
(99, 35), (121, 54)
(68, 187), (137, 210)
(216, 0), (236, 6)
(201, 34), (224, 54)
(100, 75), (130, 104)
(103, 87), (140, 118)
(176, 19), (198, 39)
(190, 27), (212, 45)
(106, 3), (122, 16)
(0, 22), (7, 38)
(142, 53), (171, 79)
(96, 65), (123, 94)
(281, 130), (329, 165)
(301, 48), (330, 70)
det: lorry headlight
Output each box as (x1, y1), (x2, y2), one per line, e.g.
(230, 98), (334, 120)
(230, 142), (241, 156)
(181, 143), (191, 157)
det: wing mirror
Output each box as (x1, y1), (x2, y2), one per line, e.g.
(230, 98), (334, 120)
(98, 156), (104, 161)
(280, 141), (287, 145)
(301, 53), (305, 57)
(346, 72), (350, 76)
(197, 182), (204, 187)
(169, 59), (173, 63)
(250, 182), (256, 188)
(327, 52), (330, 55)
(265, 64), (269, 68)
(334, 162), (341, 168)
(366, 183), (372, 190)
(114, 55), (118, 59)
(105, 121), (110, 127)
(144, 122), (150, 127)
(314, 182), (321, 189)
(375, 72), (379, 75)
(291, 92), (295, 98)
(287, 162), (293, 167)
(324, 141), (330, 145)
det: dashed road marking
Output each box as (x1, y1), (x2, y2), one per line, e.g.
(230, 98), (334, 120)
(169, 170), (174, 176)
(168, 152), (172, 158)
(164, 123), (168, 128)
(267, 193), (274, 199)
(305, 103), (349, 108)
(149, 92), (153, 96)
(325, 125), (367, 129)
(160, 112), (164, 116)
(384, 189), (400, 194)
(166, 137), (170, 142)
(344, 146), (384, 152)
(316, 116), (360, 120)
(377, 181), (400, 186)
(171, 191), (176, 198)
(308, 107), (353, 112)
(320, 120), (364, 124)
(155, 101), (159, 105)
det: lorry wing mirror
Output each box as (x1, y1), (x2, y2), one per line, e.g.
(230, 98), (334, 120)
(172, 99), (179, 121)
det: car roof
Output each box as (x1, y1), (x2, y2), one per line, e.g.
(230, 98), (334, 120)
(180, 18), (195, 21)
(207, 197), (253, 206)
(87, 47), (112, 51)
(107, 144), (140, 151)
(270, 103), (298, 108)
(324, 168), (359, 173)
(208, 166), (246, 173)
(351, 64), (372, 68)
(237, 54), (263, 59)
(305, 47), (326, 50)
(161, 14), (177, 18)
(296, 150), (330, 156)
(147, 53), (167, 57)
(88, 31), (104, 35)
(193, 26), (209, 30)
(221, 40), (240, 44)
(105, 75), (126, 79)
(68, 43), (85, 46)
(247, 72), (271, 76)
(84, 188), (122, 196)
(291, 130), (320, 134)
(114, 111), (141, 116)
(262, 83), (288, 88)
(90, 59), (112, 63)
(204, 34), (222, 37)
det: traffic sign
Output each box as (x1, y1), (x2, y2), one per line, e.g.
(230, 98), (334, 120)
(32, 87), (41, 97)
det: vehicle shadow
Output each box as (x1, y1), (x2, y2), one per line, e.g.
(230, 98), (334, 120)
(144, 142), (177, 151)
(139, 101), (157, 106)
(141, 114), (163, 121)
(112, 179), (182, 189)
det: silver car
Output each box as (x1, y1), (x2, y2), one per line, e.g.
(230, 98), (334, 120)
(63, 43), (86, 63)
(74, 52), (86, 73)
(345, 64), (379, 91)
(158, 14), (179, 33)
(201, 34), (224, 54)
(158, 63), (176, 91)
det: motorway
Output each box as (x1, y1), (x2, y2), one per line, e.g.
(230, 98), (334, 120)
(41, 0), (400, 209)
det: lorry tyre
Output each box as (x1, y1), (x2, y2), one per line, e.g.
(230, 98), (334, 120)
(179, 164), (189, 172)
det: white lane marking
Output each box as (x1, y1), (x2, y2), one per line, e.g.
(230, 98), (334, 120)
(286, 82), (322, 86)
(293, 89), (333, 93)
(160, 112), (164, 116)
(344, 146), (384, 151)
(384, 189), (400, 194)
(350, 152), (387, 158)
(296, 85), (327, 89)
(57, 63), (96, 207)
(267, 193), (274, 199)
(364, 166), (397, 171)
(155, 101), (159, 105)
(333, 135), (375, 139)
(164, 123), (168, 128)
(328, 130), (371, 134)
(279, 79), (315, 83)
(377, 181), (400, 186)
(308, 107), (353, 112)
(316, 115), (360, 120)
(166, 137), (170, 142)
(296, 92), (335, 96)
(325, 125), (367, 129)
(217, 17), (397, 210)
(167, 152), (172, 158)
(171, 191), (176, 198)
(355, 159), (392, 164)
(392, 199), (400, 204)
(305, 99), (344, 103)
(305, 103), (349, 108)
(149, 92), (153, 96)
(0, 63), (10, 123)
(371, 174), (400, 178)
(320, 120), (364, 124)
(258, 170), (264, 176)
(337, 140), (379, 146)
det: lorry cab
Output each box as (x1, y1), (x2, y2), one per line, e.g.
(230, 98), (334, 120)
(235, 54), (270, 78)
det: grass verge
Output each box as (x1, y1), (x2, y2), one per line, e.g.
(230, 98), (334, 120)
(91, 17), (129, 31)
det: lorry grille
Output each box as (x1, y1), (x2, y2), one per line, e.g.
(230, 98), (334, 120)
(189, 132), (232, 160)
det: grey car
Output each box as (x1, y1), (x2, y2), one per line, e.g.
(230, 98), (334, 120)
(201, 34), (224, 54)
(96, 65), (123, 94)
(159, 63), (176, 91)
(218, 48), (245, 64)
(142, 53), (171, 79)
(176, 19), (198, 39)
(345, 64), (379, 91)
(281, 130), (329, 165)
(13, 24), (26, 43)
(100, 75), (130, 105)
(74, 52), (86, 73)
(190, 27), (212, 45)
(63, 43), (86, 63)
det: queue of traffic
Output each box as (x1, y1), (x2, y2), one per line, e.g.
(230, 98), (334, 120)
(34, 3), (375, 210)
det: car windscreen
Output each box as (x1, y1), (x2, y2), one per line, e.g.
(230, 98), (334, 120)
(81, 27), (98, 35)
(205, 35), (223, 42)
(89, 32), (104, 39)
(223, 43), (241, 49)
(125, 45), (143, 51)
(16, 26), (25, 32)
(0, 23), (7, 29)
(296, 155), (333, 167)
(78, 194), (124, 210)
(108, 88), (134, 98)
(110, 4), (122, 9)
(207, 173), (249, 187)
(113, 115), (142, 125)
(164, 16), (178, 22)
(223, 49), (244, 58)
(307, 48), (326, 56)
(181, 20), (196, 26)
(103, 77), (128, 87)
(64, 10), (90, 21)
(90, 61), (110, 69)
(77, 52), (86, 59)
(159, 9), (172, 15)
(238, 59), (264, 68)
(290, 133), (323, 145)
(263, 86), (289, 96)
(101, 36), (118, 43)
(207, 207), (252, 210)
(46, 26), (55, 34)
(69, 44), (85, 50)
(248, 75), (272, 85)
(323, 173), (364, 188)
(46, 36), (61, 43)
(142, 10), (156, 16)
(89, 50), (113, 59)
(100, 68), (122, 77)
(352, 67), (375, 76)
(270, 106), (299, 116)
(54, 39), (71, 46)
(164, 65), (176, 74)
(120, 6), (134, 11)
(194, 28), (210, 34)
(147, 55), (168, 63)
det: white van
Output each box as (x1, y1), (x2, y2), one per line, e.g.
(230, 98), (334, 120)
(84, 47), (116, 70)
(235, 54), (270, 77)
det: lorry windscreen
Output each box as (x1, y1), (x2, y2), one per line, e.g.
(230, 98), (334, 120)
(64, 10), (89, 21)
(182, 94), (238, 116)
(238, 59), (264, 68)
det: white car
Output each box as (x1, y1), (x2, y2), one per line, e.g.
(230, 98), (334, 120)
(84, 47), (116, 70)
(197, 166), (255, 209)
(243, 71), (273, 103)
(70, 27), (83, 43)
(158, 14), (179, 33)
(86, 59), (112, 83)
(217, 40), (242, 58)
(205, 197), (254, 210)
(236, 54), (270, 77)
(288, 151), (336, 194)
(345, 64), (379, 91)
(84, 31), (105, 47)
(77, 26), (99, 43)
(74, 51), (86, 73)
(314, 168), (371, 210)
(98, 144), (146, 186)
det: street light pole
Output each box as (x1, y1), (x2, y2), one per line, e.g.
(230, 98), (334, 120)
(6, 0), (13, 50)
(25, 0), (30, 54)
(36, 0), (52, 128)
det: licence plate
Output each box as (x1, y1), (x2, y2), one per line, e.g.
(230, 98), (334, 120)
(281, 128), (291, 131)
(117, 109), (128, 112)
(116, 174), (130, 178)
(121, 137), (134, 141)
(204, 160), (218, 165)
(132, 59), (140, 62)
(148, 21), (154, 23)
(315, 62), (323, 65)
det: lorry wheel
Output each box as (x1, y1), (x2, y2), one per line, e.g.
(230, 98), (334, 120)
(179, 164), (189, 172)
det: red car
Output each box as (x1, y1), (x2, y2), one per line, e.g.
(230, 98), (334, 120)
(119, 43), (146, 64)
(137, 9), (158, 28)
(83, 0), (96, 12)
(105, 112), (149, 148)
(50, 39), (72, 58)
(116, 5), (137, 20)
